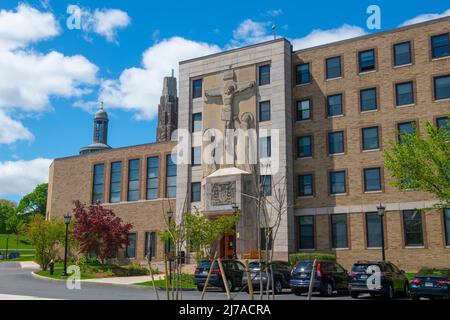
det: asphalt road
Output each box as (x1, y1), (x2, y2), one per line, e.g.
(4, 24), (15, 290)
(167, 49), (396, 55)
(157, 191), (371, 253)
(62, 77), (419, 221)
(0, 263), (401, 300)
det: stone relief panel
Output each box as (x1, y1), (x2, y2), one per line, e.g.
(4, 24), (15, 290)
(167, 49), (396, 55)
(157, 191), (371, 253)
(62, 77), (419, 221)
(210, 181), (236, 206)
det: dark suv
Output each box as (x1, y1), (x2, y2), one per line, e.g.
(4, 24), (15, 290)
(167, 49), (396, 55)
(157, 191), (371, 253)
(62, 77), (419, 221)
(349, 261), (410, 299)
(290, 260), (349, 297)
(194, 260), (245, 292)
(241, 261), (292, 294)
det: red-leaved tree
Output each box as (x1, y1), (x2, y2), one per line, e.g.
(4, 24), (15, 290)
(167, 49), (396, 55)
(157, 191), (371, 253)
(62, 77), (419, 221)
(72, 201), (133, 265)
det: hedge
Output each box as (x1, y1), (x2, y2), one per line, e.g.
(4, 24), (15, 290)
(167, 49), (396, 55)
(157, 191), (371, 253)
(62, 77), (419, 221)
(289, 252), (336, 265)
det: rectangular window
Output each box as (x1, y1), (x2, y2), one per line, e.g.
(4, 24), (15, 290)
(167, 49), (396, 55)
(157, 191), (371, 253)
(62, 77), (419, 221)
(298, 136), (312, 158)
(146, 157), (159, 200)
(437, 116), (450, 130)
(394, 41), (412, 66)
(191, 182), (201, 202)
(445, 209), (450, 246)
(298, 174), (313, 197)
(191, 147), (201, 166)
(329, 171), (346, 194)
(145, 231), (156, 258)
(296, 63), (310, 85)
(109, 162), (121, 203)
(364, 168), (382, 192)
(366, 212), (382, 248)
(331, 214), (348, 249)
(260, 228), (273, 250)
(326, 56), (341, 79)
(192, 113), (202, 132)
(259, 136), (271, 158)
(434, 75), (450, 100)
(192, 79), (203, 99)
(259, 64), (270, 86)
(397, 121), (416, 143)
(126, 233), (136, 258)
(127, 159), (140, 201)
(328, 131), (345, 155)
(403, 210), (424, 247)
(260, 175), (272, 196)
(396, 81), (414, 106)
(259, 101), (271, 122)
(359, 49), (376, 72)
(431, 33), (449, 59)
(92, 164), (104, 203)
(297, 99), (311, 121)
(327, 94), (343, 117)
(299, 216), (314, 249)
(360, 88), (377, 111)
(362, 127), (380, 151)
(166, 154), (177, 198)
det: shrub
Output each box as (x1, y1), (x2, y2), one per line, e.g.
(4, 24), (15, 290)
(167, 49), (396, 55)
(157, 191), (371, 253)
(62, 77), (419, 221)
(289, 252), (336, 265)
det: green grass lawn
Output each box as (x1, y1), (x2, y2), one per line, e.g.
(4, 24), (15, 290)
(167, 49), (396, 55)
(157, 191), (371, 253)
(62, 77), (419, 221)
(0, 234), (35, 250)
(36, 268), (99, 280)
(136, 273), (196, 289)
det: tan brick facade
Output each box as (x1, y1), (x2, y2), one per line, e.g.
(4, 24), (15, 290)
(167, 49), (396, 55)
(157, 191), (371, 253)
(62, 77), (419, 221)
(292, 17), (450, 271)
(47, 141), (176, 262)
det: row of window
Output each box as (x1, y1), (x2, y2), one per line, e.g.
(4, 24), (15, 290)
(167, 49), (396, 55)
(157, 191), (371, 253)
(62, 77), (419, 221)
(297, 117), (449, 159)
(92, 155), (177, 204)
(298, 167), (383, 197)
(296, 33), (450, 85)
(125, 231), (160, 259)
(294, 75), (450, 121)
(297, 209), (450, 250)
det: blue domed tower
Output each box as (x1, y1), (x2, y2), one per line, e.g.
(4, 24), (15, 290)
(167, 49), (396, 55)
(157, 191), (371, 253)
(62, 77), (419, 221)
(79, 102), (112, 155)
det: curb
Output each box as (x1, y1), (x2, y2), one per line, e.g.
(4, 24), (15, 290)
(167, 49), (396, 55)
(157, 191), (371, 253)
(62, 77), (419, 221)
(30, 272), (197, 291)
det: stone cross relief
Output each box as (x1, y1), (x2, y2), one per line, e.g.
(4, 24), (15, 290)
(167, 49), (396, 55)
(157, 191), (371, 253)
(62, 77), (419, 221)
(203, 69), (256, 173)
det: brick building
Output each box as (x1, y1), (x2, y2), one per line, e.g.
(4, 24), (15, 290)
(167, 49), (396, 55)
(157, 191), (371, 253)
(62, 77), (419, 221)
(47, 16), (450, 271)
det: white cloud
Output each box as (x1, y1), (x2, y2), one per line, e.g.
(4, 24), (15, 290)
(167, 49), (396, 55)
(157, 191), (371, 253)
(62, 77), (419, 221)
(229, 19), (273, 48)
(81, 8), (131, 43)
(0, 4), (59, 51)
(0, 158), (52, 196)
(0, 111), (33, 144)
(97, 37), (220, 119)
(291, 24), (367, 50)
(400, 9), (450, 27)
(0, 4), (98, 145)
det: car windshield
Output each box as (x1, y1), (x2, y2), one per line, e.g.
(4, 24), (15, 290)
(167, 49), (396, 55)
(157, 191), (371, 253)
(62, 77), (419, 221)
(351, 264), (382, 273)
(248, 262), (265, 270)
(417, 268), (450, 278)
(295, 260), (314, 271)
(197, 261), (218, 269)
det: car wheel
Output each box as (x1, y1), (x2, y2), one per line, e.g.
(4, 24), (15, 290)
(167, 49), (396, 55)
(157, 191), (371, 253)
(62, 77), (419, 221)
(411, 295), (420, 301)
(293, 289), (303, 296)
(274, 280), (283, 294)
(223, 279), (234, 292)
(321, 282), (333, 297)
(350, 292), (359, 299)
(197, 285), (204, 292)
(385, 284), (394, 300)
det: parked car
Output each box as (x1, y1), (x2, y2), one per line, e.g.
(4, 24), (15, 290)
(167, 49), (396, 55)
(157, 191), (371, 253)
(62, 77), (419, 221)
(348, 261), (410, 299)
(241, 260), (291, 294)
(290, 259), (349, 297)
(410, 268), (450, 300)
(194, 259), (245, 292)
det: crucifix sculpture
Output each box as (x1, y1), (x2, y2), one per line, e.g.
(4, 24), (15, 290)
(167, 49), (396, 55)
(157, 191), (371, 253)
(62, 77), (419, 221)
(204, 69), (255, 130)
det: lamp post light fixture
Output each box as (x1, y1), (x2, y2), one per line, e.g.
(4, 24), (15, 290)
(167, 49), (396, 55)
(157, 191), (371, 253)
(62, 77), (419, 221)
(377, 203), (386, 262)
(61, 213), (72, 277)
(231, 203), (239, 259)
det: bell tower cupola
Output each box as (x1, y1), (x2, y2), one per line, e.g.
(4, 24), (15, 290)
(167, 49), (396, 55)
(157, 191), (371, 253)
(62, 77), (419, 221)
(79, 102), (112, 155)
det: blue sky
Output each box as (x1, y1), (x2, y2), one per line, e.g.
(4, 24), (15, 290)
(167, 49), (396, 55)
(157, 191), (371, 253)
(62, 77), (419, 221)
(0, 0), (449, 202)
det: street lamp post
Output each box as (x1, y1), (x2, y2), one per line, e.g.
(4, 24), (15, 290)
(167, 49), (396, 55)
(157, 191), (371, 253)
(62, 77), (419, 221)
(61, 214), (71, 277)
(166, 208), (173, 284)
(231, 203), (239, 259)
(5, 234), (10, 260)
(377, 203), (386, 262)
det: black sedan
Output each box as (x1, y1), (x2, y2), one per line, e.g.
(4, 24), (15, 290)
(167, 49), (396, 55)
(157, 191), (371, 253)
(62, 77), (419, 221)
(241, 260), (291, 294)
(194, 259), (245, 292)
(410, 268), (450, 300)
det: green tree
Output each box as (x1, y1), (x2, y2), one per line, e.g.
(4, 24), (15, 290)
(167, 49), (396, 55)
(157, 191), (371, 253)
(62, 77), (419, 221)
(0, 200), (16, 234)
(384, 121), (450, 208)
(185, 211), (241, 258)
(25, 215), (65, 270)
(16, 183), (48, 216)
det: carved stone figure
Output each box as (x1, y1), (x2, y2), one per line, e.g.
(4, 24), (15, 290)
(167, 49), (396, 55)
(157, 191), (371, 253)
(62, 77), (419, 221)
(211, 182), (236, 206)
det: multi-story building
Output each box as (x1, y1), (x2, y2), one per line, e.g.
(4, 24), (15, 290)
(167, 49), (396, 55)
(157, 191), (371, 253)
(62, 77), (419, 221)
(48, 16), (450, 270)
